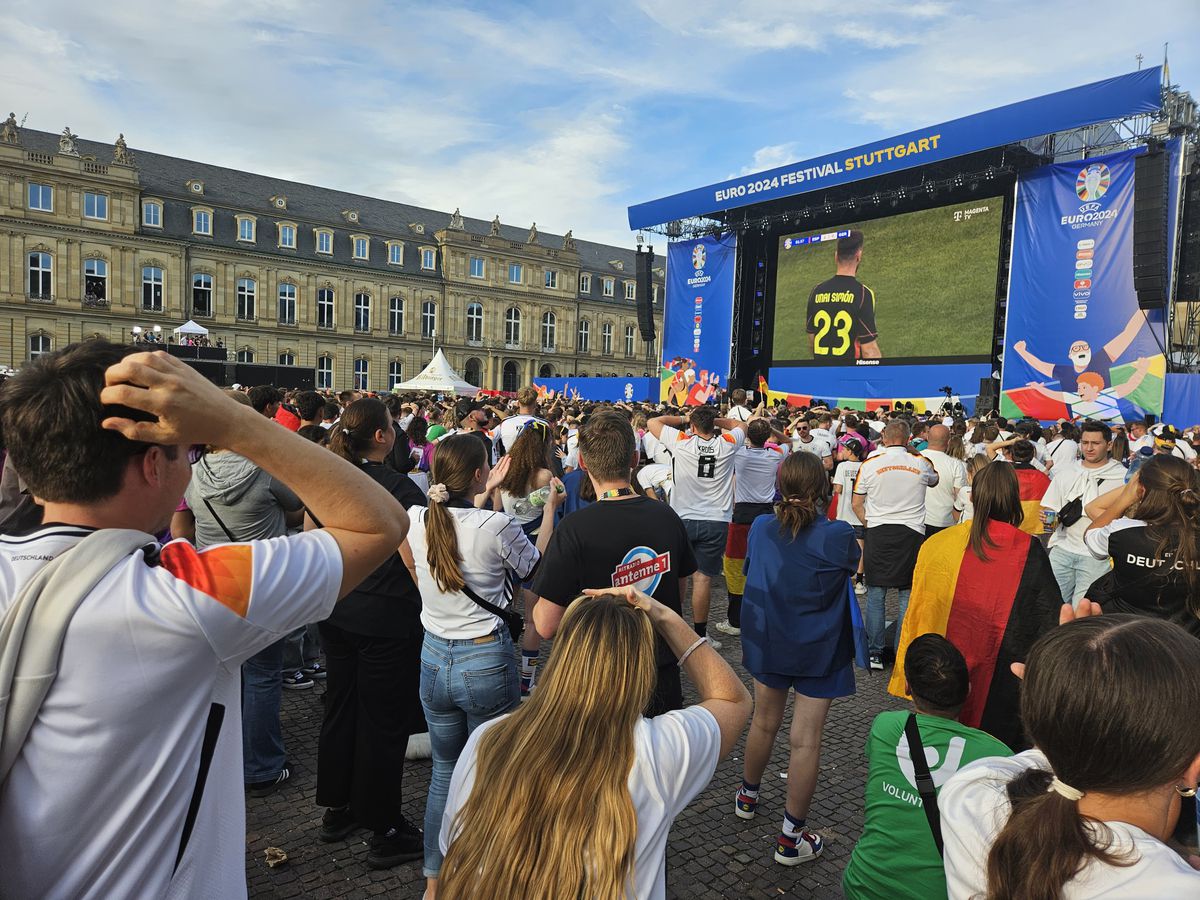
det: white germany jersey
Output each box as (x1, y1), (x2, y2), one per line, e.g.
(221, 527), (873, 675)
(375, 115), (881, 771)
(658, 424), (746, 522)
(733, 444), (787, 504)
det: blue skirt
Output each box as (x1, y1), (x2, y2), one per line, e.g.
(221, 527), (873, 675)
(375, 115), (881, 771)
(751, 662), (856, 699)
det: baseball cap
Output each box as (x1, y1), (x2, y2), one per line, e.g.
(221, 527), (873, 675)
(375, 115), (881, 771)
(454, 398), (484, 421)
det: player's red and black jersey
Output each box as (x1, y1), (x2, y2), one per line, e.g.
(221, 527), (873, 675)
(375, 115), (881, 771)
(806, 274), (878, 360)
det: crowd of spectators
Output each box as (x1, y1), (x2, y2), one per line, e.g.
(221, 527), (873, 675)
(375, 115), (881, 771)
(1, 344), (1200, 898)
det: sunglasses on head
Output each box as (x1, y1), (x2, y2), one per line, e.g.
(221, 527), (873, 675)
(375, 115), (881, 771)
(188, 444), (206, 464)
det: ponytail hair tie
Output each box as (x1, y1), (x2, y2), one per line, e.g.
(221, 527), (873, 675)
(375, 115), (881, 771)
(1047, 775), (1084, 802)
(427, 483), (450, 504)
(343, 427), (353, 436)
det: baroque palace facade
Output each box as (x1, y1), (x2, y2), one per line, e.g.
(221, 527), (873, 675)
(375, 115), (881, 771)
(0, 119), (663, 392)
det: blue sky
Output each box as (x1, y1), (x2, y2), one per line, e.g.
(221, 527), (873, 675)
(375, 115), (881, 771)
(3, 0), (1197, 245)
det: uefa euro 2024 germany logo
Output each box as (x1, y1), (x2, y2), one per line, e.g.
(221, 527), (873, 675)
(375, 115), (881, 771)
(1076, 163), (1111, 203)
(692, 244), (706, 270)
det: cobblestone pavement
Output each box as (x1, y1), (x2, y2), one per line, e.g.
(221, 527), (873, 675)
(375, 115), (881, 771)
(246, 584), (906, 899)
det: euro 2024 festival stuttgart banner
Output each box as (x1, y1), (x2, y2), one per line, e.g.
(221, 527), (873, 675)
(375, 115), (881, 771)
(1000, 147), (1166, 424)
(661, 233), (737, 404)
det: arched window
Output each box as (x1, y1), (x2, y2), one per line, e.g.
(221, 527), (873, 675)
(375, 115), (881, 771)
(317, 288), (335, 329)
(278, 351), (296, 366)
(192, 273), (213, 317)
(538, 363), (554, 378)
(236, 347), (255, 363)
(422, 300), (437, 338)
(236, 278), (256, 320)
(577, 318), (590, 352)
(354, 292), (371, 333)
(316, 355), (333, 390)
(389, 296), (404, 335)
(84, 258), (108, 306)
(504, 307), (521, 346)
(466, 302), (483, 343)
(388, 360), (403, 390)
(354, 358), (369, 391)
(141, 266), (163, 311)
(277, 283), (296, 324)
(28, 332), (51, 360)
(625, 324), (635, 357)
(502, 360), (519, 393)
(464, 357), (483, 387)
(541, 311), (556, 351)
(601, 322), (613, 355)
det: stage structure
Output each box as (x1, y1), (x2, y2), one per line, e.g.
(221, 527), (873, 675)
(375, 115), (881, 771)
(630, 67), (1199, 421)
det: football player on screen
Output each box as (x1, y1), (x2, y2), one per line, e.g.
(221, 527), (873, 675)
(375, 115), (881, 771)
(805, 230), (881, 363)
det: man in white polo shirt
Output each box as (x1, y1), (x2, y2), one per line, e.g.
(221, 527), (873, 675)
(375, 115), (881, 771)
(792, 417), (834, 471)
(0, 342), (406, 899)
(649, 406), (746, 648)
(852, 420), (939, 670)
(921, 424), (967, 537)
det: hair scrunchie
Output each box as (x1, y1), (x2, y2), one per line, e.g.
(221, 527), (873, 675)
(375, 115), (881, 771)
(1047, 775), (1084, 801)
(427, 483), (450, 504)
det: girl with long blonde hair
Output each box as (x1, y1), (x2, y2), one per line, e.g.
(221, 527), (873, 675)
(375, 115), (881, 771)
(437, 590), (751, 899)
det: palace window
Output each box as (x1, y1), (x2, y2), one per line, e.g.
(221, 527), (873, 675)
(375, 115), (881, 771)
(28, 182), (53, 212)
(388, 242), (404, 265)
(577, 318), (590, 352)
(625, 324), (635, 357)
(84, 258), (108, 305)
(421, 248), (436, 270)
(192, 208), (212, 235)
(316, 229), (333, 254)
(142, 266), (163, 311)
(278, 283), (296, 324)
(579, 273), (591, 293)
(236, 278), (256, 320)
(602, 278), (614, 297)
(353, 236), (369, 259)
(542, 311), (556, 350)
(466, 302), (483, 343)
(389, 361), (404, 390)
(469, 256), (485, 278)
(317, 355), (333, 389)
(354, 358), (369, 391)
(278, 223), (297, 249)
(508, 263), (523, 284)
(421, 300), (436, 338)
(28, 252), (53, 299)
(237, 216), (256, 242)
(142, 200), (162, 227)
(389, 296), (404, 335)
(192, 273), (213, 317)
(602, 323), (613, 355)
(354, 292), (371, 333)
(317, 288), (335, 329)
(83, 192), (108, 220)
(29, 333), (52, 360)
(544, 269), (558, 289)
(504, 307), (521, 346)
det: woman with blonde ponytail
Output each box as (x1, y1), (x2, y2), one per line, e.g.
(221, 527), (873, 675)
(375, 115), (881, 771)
(732, 451), (861, 867)
(941, 615), (1200, 898)
(404, 433), (563, 898)
(438, 590), (751, 900)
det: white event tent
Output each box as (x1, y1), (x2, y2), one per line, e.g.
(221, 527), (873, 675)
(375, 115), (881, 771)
(390, 349), (479, 397)
(173, 320), (209, 337)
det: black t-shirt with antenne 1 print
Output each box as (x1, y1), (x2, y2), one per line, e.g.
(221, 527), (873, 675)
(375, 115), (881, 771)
(531, 495), (697, 667)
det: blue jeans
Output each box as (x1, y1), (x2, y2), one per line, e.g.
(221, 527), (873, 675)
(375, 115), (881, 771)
(866, 586), (910, 656)
(1048, 545), (1111, 605)
(282, 623), (322, 671)
(420, 629), (519, 878)
(242, 638), (286, 782)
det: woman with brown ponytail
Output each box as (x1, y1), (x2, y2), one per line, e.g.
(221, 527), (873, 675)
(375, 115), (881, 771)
(1083, 454), (1200, 638)
(404, 433), (563, 898)
(732, 451), (861, 867)
(941, 615), (1200, 898)
(313, 399), (428, 869)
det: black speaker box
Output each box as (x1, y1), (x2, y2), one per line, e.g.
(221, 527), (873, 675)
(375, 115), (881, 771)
(635, 247), (656, 343)
(1134, 150), (1169, 309)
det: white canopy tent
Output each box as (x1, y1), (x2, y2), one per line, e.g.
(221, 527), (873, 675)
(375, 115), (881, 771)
(390, 349), (479, 397)
(173, 320), (209, 336)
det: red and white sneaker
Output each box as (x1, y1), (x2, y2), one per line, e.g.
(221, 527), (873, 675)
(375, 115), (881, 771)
(774, 828), (823, 865)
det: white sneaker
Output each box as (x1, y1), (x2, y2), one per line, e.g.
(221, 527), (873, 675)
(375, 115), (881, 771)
(775, 828), (823, 865)
(854, 580), (867, 595)
(405, 732), (432, 760)
(869, 654), (884, 671)
(714, 621), (741, 636)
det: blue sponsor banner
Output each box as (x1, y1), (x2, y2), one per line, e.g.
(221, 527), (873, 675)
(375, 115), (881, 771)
(532, 376), (658, 403)
(1163, 374), (1200, 428)
(1000, 148), (1166, 424)
(629, 68), (1162, 229)
(662, 233), (737, 390)
(767, 362), (989, 411)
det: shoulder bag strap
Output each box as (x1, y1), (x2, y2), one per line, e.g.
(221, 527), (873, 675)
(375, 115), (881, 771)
(903, 713), (944, 857)
(201, 498), (238, 543)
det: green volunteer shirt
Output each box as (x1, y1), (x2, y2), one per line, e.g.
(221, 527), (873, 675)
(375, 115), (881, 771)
(842, 710), (1011, 900)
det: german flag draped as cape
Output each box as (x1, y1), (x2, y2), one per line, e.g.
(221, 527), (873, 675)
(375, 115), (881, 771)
(888, 520), (1062, 749)
(1013, 465), (1051, 536)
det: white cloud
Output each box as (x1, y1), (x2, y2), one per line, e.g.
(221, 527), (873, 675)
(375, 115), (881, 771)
(731, 142), (801, 177)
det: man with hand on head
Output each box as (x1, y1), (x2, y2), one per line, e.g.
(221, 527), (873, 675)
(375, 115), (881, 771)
(0, 343), (407, 900)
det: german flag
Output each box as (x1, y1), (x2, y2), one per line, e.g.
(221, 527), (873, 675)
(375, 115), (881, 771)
(1013, 465), (1051, 536)
(888, 520), (1062, 749)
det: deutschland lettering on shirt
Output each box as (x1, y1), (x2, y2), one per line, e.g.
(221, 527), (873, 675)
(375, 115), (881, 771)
(876, 464), (924, 476)
(612, 551), (671, 588)
(1125, 554), (1200, 571)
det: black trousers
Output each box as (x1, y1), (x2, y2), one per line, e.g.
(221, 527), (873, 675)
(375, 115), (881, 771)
(315, 621), (423, 832)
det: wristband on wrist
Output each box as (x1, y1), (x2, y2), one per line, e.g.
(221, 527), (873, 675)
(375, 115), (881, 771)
(677, 636), (708, 668)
